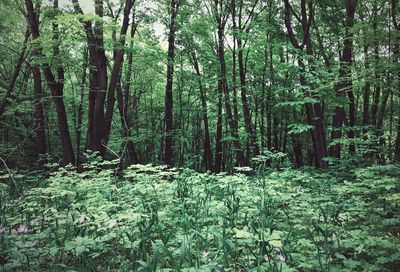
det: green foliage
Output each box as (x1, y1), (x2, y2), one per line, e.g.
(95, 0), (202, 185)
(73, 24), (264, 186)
(1, 163), (399, 271)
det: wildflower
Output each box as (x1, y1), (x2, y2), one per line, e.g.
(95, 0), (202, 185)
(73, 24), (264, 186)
(32, 240), (38, 247)
(0, 227), (5, 234)
(202, 252), (209, 258)
(30, 219), (37, 226)
(332, 232), (337, 239)
(78, 215), (85, 224)
(11, 229), (17, 235)
(44, 216), (49, 222)
(263, 254), (270, 262)
(108, 220), (117, 229)
(277, 254), (286, 262)
(17, 225), (28, 233)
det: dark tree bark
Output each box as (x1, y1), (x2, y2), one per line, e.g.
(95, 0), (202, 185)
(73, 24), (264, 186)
(232, 0), (263, 159)
(291, 134), (304, 167)
(0, 29), (30, 117)
(91, 0), (108, 154)
(25, 0), (75, 164)
(214, 0), (245, 167)
(330, 0), (357, 158)
(284, 0), (327, 169)
(266, 43), (273, 151)
(72, 0), (105, 153)
(116, 10), (139, 164)
(370, 4), (381, 127)
(104, 0), (134, 148)
(392, 0), (400, 160)
(371, 85), (380, 126)
(260, 46), (268, 150)
(214, 90), (223, 173)
(377, 90), (390, 130)
(231, 12), (239, 132)
(72, 0), (133, 156)
(190, 51), (213, 171)
(32, 55), (47, 156)
(362, 45), (371, 131)
(75, 48), (88, 167)
(163, 0), (180, 166)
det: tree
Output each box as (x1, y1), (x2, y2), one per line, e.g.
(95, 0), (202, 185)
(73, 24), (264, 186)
(163, 0), (181, 166)
(330, 0), (358, 158)
(284, 0), (328, 169)
(25, 0), (75, 164)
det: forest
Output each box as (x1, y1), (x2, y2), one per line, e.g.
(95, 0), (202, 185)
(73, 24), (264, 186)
(0, 0), (399, 271)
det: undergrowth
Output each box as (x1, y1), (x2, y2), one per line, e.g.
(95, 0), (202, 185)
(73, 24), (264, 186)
(0, 161), (399, 271)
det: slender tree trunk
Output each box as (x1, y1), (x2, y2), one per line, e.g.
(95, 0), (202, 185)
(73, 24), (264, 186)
(214, 90), (223, 172)
(371, 85), (381, 126)
(231, 32), (239, 131)
(284, 0), (327, 169)
(0, 29), (30, 117)
(163, 0), (179, 166)
(260, 46), (268, 150)
(363, 45), (371, 130)
(215, 0), (245, 166)
(76, 48), (88, 167)
(103, 0), (134, 149)
(191, 51), (213, 171)
(32, 62), (47, 156)
(330, 0), (357, 158)
(392, 0), (400, 160)
(371, 4), (381, 127)
(291, 134), (303, 167)
(377, 90), (390, 130)
(266, 43), (273, 150)
(25, 0), (75, 164)
(117, 12), (138, 164)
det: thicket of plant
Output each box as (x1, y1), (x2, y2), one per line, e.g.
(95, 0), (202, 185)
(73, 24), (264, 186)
(1, 159), (399, 271)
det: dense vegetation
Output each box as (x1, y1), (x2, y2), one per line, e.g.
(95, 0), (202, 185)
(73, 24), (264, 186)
(1, 161), (400, 271)
(0, 0), (399, 271)
(0, 0), (399, 170)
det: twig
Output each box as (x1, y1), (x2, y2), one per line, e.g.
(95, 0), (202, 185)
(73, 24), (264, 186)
(0, 157), (21, 197)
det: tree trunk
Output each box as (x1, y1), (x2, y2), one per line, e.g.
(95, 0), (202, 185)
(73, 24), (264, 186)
(117, 12), (139, 164)
(214, 91), (223, 172)
(284, 0), (327, 169)
(25, 0), (75, 164)
(291, 134), (303, 167)
(76, 48), (88, 167)
(191, 51), (213, 171)
(330, 0), (357, 158)
(392, 0), (400, 160)
(215, 0), (245, 166)
(362, 45), (371, 130)
(32, 61), (47, 156)
(0, 29), (30, 117)
(237, 38), (259, 158)
(163, 0), (179, 166)
(103, 0), (134, 149)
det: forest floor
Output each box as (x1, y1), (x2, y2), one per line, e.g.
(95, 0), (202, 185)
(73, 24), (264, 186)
(0, 163), (400, 271)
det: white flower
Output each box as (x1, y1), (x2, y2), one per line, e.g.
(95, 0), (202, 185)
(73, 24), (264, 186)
(108, 220), (117, 229)
(78, 215), (85, 224)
